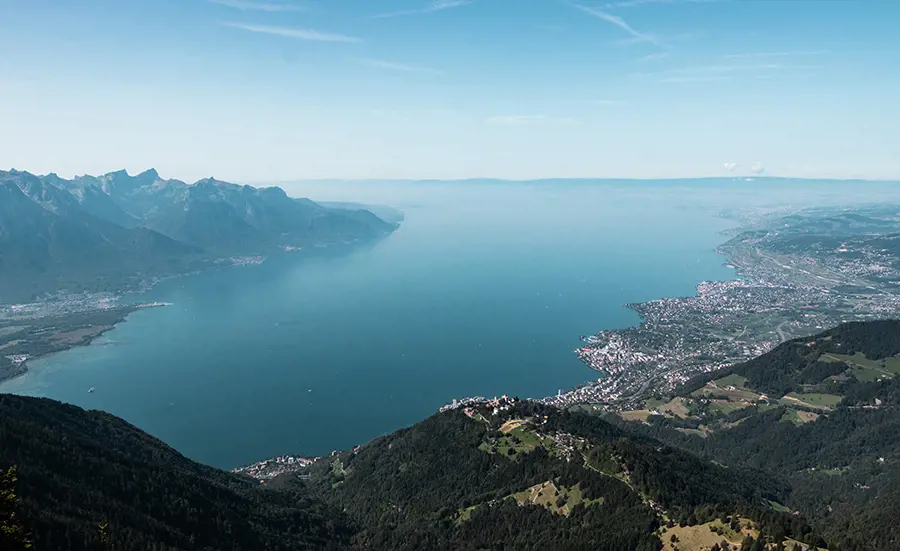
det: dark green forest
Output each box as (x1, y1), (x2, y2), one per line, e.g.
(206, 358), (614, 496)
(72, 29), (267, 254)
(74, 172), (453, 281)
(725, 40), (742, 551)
(0, 395), (350, 551)
(0, 394), (818, 551)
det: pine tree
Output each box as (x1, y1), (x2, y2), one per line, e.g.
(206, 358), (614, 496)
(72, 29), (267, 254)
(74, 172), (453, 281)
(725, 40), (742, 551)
(0, 466), (31, 550)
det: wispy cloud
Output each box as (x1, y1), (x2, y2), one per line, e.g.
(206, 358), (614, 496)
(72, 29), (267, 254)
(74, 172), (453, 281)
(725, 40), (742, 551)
(568, 2), (660, 45)
(359, 58), (441, 74)
(611, 31), (696, 46)
(595, 99), (627, 106)
(221, 22), (361, 42)
(487, 115), (577, 125)
(660, 75), (731, 83)
(371, 0), (473, 19)
(605, 0), (721, 8)
(209, 0), (306, 12)
(723, 50), (829, 59)
(639, 51), (670, 61)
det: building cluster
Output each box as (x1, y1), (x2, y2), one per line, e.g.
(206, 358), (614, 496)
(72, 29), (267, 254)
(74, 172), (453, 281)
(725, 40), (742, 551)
(442, 395), (519, 417)
(0, 292), (119, 320)
(232, 454), (317, 481)
(544, 223), (900, 408)
(215, 256), (266, 267)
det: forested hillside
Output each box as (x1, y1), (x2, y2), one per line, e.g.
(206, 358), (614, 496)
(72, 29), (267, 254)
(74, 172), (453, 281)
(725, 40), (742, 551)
(0, 395), (350, 551)
(609, 320), (900, 550)
(0, 393), (820, 551)
(305, 400), (815, 551)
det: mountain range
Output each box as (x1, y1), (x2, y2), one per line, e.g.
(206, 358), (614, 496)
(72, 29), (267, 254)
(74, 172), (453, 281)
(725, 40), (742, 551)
(0, 169), (398, 304)
(7, 320), (900, 550)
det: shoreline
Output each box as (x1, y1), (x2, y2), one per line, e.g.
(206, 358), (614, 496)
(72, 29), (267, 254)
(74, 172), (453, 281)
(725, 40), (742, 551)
(0, 234), (397, 391)
(0, 303), (168, 388)
(546, 206), (900, 408)
(547, 237), (760, 407)
(121, 233), (396, 299)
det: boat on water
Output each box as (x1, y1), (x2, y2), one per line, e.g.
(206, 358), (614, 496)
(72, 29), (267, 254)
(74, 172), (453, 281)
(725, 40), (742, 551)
(88, 387), (95, 393)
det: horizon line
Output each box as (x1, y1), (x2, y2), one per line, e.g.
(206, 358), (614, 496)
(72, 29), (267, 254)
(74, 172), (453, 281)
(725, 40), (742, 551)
(262, 175), (900, 185)
(4, 168), (899, 186)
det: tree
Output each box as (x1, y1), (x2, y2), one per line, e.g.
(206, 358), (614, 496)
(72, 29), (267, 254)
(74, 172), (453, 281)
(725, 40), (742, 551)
(0, 466), (31, 550)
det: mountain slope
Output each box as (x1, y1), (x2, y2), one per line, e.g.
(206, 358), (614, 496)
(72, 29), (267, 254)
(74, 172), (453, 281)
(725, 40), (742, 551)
(85, 170), (398, 252)
(135, 178), (397, 251)
(303, 400), (813, 551)
(609, 320), (900, 550)
(0, 177), (196, 303)
(43, 172), (141, 228)
(0, 394), (351, 551)
(0, 393), (817, 551)
(0, 169), (399, 303)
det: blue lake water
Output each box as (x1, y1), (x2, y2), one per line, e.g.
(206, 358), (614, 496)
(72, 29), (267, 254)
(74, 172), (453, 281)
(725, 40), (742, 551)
(4, 179), (899, 468)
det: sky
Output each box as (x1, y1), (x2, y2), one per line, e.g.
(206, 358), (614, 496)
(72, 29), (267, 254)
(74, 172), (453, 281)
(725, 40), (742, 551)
(1, 0), (898, 182)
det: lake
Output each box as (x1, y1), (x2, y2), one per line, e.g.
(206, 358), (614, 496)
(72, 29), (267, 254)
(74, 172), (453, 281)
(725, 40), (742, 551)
(4, 179), (899, 468)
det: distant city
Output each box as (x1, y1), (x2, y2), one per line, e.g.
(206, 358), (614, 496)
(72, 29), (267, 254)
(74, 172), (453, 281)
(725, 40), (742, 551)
(543, 205), (900, 408)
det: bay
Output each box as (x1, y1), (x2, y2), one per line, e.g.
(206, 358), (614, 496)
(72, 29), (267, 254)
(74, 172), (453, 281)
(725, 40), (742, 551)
(4, 179), (898, 468)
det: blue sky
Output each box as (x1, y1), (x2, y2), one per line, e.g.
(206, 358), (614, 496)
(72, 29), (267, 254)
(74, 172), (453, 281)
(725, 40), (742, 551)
(1, 0), (898, 181)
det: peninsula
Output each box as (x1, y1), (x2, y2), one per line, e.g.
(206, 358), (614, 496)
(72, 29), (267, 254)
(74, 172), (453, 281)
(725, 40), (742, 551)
(0, 301), (170, 385)
(546, 205), (900, 408)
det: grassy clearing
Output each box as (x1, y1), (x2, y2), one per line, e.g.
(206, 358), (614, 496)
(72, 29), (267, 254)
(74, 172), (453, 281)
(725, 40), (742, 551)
(849, 364), (889, 382)
(822, 352), (900, 377)
(694, 384), (761, 403)
(512, 481), (601, 516)
(645, 397), (670, 410)
(769, 500), (792, 513)
(331, 458), (348, 477)
(781, 408), (821, 425)
(456, 505), (478, 524)
(783, 392), (843, 409)
(658, 397), (693, 419)
(694, 373), (761, 399)
(675, 427), (709, 439)
(509, 426), (544, 447)
(619, 410), (652, 422)
(713, 373), (749, 388)
(479, 425), (550, 458)
(817, 467), (849, 476)
(499, 419), (527, 434)
(659, 518), (758, 551)
(708, 399), (751, 416)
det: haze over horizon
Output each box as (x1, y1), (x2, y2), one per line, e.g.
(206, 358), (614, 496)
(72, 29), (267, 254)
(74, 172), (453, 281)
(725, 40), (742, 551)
(2, 0), (897, 182)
